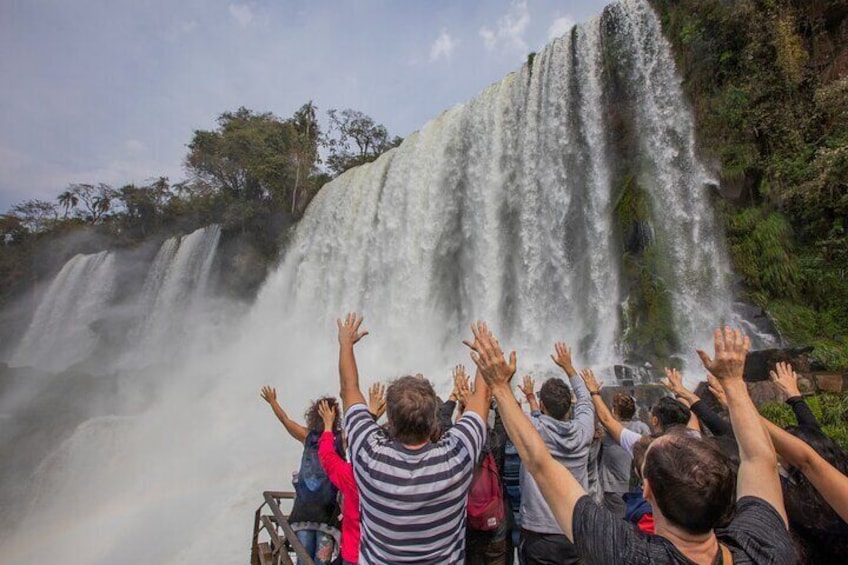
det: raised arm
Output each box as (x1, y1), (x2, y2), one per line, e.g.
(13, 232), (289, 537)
(467, 321), (585, 541)
(661, 367), (702, 433)
(697, 327), (787, 526)
(580, 369), (624, 444)
(518, 375), (539, 412)
(554, 343), (594, 438)
(761, 417), (848, 522)
(368, 382), (387, 419)
(337, 312), (369, 411)
(461, 360), (491, 425)
(770, 362), (822, 432)
(260, 386), (309, 444)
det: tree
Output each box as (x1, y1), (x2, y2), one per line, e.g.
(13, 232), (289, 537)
(185, 107), (299, 204)
(9, 199), (59, 233)
(289, 101), (322, 214)
(117, 177), (174, 237)
(325, 108), (403, 176)
(57, 183), (117, 224)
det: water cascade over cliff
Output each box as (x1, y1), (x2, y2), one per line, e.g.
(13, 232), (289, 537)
(261, 0), (732, 370)
(10, 251), (117, 372)
(0, 1), (743, 562)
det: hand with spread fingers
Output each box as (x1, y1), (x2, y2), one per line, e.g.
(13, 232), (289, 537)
(707, 374), (728, 408)
(518, 375), (535, 398)
(260, 385), (277, 405)
(464, 321), (517, 389)
(368, 382), (386, 418)
(550, 341), (577, 377)
(317, 399), (336, 431)
(696, 326), (750, 382)
(579, 368), (602, 394)
(661, 367), (698, 405)
(770, 361), (802, 399)
(450, 365), (470, 403)
(337, 312), (369, 347)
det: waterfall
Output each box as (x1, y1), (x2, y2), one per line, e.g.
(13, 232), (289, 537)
(260, 0), (733, 371)
(124, 225), (221, 367)
(0, 2), (742, 563)
(10, 251), (117, 372)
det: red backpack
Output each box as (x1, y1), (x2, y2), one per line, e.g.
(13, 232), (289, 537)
(467, 452), (505, 531)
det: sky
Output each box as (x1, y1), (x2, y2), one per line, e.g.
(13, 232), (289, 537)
(0, 0), (612, 212)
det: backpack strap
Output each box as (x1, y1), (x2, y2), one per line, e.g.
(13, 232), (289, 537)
(719, 543), (733, 565)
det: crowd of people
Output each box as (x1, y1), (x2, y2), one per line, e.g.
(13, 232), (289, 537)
(261, 314), (848, 564)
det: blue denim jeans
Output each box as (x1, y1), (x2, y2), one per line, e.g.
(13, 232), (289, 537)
(295, 529), (333, 565)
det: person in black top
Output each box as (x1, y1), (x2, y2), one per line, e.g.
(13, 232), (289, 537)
(466, 323), (796, 565)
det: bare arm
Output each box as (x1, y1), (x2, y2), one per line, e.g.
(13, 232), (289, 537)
(468, 321), (585, 541)
(762, 417), (848, 522)
(518, 375), (539, 412)
(698, 327), (787, 526)
(337, 312), (369, 411)
(661, 368), (701, 432)
(462, 367), (491, 425)
(580, 369), (625, 445)
(260, 386), (308, 444)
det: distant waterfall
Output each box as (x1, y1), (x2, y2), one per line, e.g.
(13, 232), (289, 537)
(259, 0), (733, 369)
(125, 225), (221, 366)
(10, 251), (117, 372)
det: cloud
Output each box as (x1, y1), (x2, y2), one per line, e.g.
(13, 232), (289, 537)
(124, 139), (147, 154)
(430, 29), (456, 62)
(228, 4), (253, 28)
(479, 0), (530, 53)
(548, 16), (575, 41)
(180, 20), (199, 34)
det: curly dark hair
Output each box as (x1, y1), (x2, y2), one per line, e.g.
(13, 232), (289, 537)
(304, 396), (342, 433)
(782, 426), (848, 563)
(613, 392), (637, 420)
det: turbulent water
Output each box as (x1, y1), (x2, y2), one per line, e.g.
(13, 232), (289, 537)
(1, 1), (743, 563)
(10, 251), (117, 372)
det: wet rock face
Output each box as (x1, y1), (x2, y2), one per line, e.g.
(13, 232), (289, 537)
(743, 347), (816, 382)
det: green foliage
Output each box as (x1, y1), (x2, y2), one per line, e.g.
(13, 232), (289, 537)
(652, 0), (848, 369)
(760, 392), (848, 450)
(726, 208), (800, 297)
(614, 176), (678, 363)
(325, 108), (402, 177)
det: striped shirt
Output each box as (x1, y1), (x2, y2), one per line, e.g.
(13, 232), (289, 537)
(344, 403), (486, 564)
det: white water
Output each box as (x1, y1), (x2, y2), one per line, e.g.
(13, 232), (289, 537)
(9, 251), (117, 372)
(1, 2), (740, 563)
(123, 225), (221, 368)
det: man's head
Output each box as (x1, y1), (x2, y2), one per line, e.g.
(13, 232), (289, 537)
(642, 429), (735, 534)
(386, 375), (438, 444)
(649, 396), (691, 433)
(539, 378), (572, 420)
(612, 392), (637, 420)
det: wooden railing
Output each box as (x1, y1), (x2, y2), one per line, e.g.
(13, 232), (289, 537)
(250, 491), (315, 565)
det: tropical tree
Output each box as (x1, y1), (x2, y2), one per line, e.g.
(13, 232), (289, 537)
(325, 108), (403, 176)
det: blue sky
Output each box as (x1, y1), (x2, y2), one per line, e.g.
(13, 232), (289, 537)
(0, 0), (612, 211)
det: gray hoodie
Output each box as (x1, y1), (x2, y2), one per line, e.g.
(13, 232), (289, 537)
(519, 373), (595, 534)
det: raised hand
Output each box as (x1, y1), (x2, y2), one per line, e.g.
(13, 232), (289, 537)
(696, 326), (750, 382)
(337, 312), (369, 347)
(518, 375), (535, 398)
(770, 361), (801, 398)
(464, 321), (517, 388)
(260, 385), (277, 404)
(317, 400), (336, 431)
(368, 382), (387, 418)
(707, 373), (728, 408)
(661, 367), (686, 395)
(580, 369), (601, 394)
(550, 342), (577, 377)
(450, 365), (470, 401)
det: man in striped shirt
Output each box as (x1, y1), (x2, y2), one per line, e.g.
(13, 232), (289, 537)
(337, 313), (492, 564)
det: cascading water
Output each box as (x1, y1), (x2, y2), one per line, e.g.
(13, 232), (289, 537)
(262, 0), (733, 372)
(123, 225), (221, 367)
(1, 2), (744, 563)
(9, 251), (117, 372)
